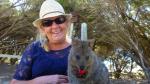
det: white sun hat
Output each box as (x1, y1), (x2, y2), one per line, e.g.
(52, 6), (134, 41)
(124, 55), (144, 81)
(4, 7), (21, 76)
(33, 0), (72, 28)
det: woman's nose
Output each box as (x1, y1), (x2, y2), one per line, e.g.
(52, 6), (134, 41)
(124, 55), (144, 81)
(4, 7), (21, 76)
(51, 22), (59, 29)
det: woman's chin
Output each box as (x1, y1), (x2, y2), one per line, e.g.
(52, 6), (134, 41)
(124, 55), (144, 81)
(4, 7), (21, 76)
(51, 38), (65, 44)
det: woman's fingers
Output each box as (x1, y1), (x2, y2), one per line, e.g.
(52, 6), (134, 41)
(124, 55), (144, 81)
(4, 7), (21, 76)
(58, 75), (69, 83)
(58, 75), (68, 79)
(58, 79), (68, 83)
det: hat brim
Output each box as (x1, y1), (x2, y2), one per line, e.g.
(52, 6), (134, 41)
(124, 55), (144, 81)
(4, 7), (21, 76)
(33, 14), (72, 28)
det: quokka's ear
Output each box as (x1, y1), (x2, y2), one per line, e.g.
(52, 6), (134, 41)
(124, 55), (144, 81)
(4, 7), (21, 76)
(88, 39), (95, 49)
(72, 38), (81, 46)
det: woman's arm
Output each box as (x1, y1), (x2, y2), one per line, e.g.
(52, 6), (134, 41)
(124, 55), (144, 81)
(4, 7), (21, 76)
(10, 79), (33, 84)
(10, 74), (69, 84)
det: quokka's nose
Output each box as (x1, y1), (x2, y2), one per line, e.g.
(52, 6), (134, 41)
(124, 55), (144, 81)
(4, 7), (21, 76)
(80, 66), (85, 70)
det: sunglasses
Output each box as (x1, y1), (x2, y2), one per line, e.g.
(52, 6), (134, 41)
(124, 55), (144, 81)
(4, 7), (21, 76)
(41, 16), (67, 27)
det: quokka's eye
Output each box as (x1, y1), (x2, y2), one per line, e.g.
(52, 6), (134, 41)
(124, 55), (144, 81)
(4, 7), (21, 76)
(86, 56), (89, 60)
(76, 55), (80, 60)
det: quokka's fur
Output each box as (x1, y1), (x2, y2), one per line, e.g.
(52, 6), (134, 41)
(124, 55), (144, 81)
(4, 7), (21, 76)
(68, 38), (110, 84)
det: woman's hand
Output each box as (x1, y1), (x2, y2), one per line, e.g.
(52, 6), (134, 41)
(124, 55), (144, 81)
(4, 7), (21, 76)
(33, 74), (69, 84)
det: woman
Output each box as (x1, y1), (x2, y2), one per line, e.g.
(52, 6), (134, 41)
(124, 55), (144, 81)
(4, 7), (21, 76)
(10, 0), (72, 84)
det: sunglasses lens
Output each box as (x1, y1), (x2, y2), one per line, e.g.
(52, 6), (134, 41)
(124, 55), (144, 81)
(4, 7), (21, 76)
(41, 16), (66, 27)
(55, 16), (66, 24)
(42, 19), (53, 27)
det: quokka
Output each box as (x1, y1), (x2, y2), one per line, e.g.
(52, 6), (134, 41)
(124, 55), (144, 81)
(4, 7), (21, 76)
(68, 38), (110, 84)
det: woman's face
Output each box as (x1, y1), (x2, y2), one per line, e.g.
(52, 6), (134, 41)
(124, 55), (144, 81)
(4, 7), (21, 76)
(41, 15), (69, 44)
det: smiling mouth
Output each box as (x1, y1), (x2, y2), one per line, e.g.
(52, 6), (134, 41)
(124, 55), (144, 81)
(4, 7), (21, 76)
(51, 32), (62, 37)
(52, 31), (61, 34)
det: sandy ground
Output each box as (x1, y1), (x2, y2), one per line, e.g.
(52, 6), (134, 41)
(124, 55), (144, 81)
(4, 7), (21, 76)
(0, 63), (17, 84)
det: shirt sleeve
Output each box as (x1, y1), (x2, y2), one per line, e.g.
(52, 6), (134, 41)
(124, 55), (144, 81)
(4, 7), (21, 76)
(13, 43), (35, 80)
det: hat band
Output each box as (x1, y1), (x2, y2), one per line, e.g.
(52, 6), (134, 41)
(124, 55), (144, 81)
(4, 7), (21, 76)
(42, 11), (65, 18)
